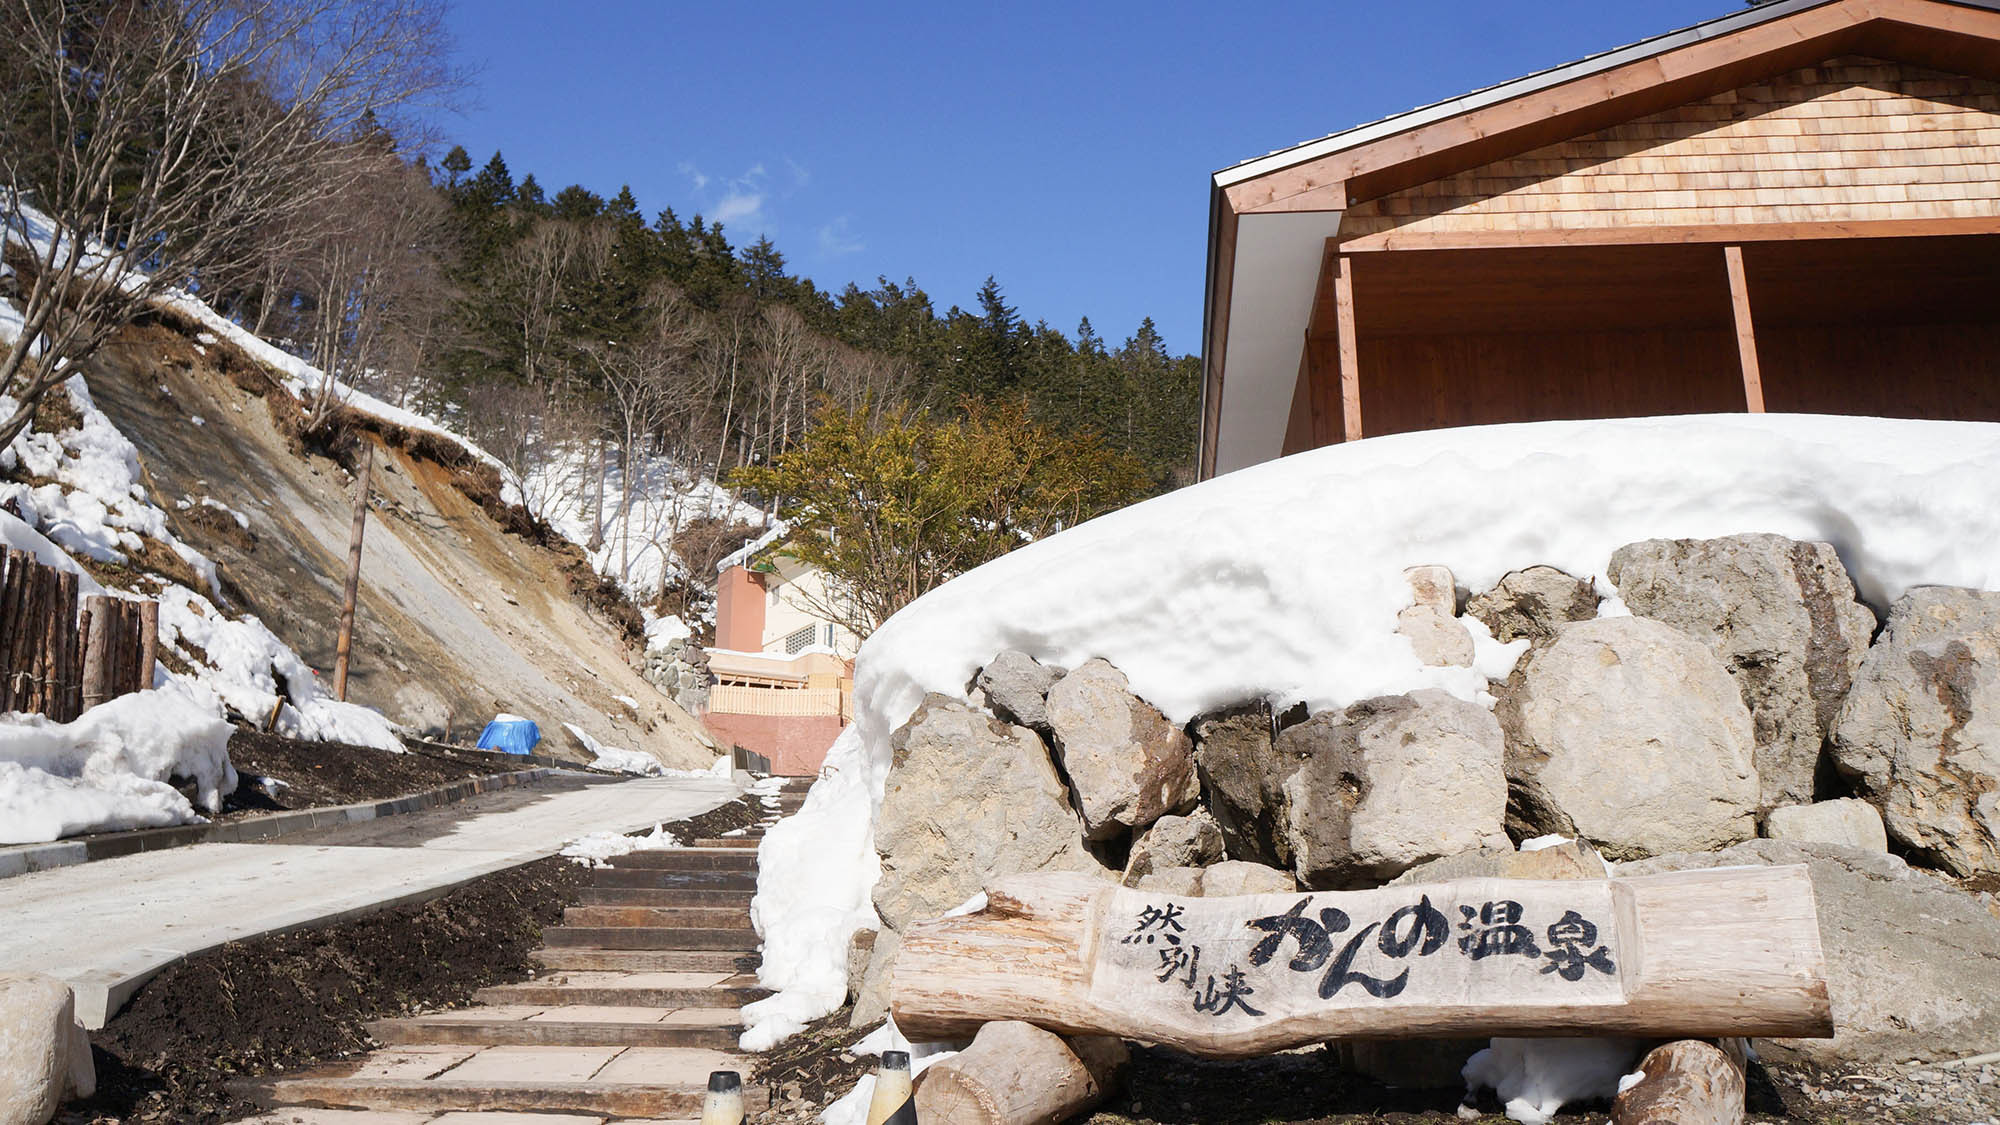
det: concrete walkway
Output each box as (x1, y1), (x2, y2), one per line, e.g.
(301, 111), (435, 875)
(0, 772), (740, 1026)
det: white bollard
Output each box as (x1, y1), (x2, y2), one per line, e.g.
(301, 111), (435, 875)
(865, 1049), (916, 1124)
(701, 1069), (746, 1125)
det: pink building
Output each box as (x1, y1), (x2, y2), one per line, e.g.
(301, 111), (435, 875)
(701, 555), (858, 776)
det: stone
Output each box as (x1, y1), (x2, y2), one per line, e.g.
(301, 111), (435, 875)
(1192, 702), (1291, 866)
(1831, 586), (2000, 878)
(1403, 565), (1458, 616)
(1465, 566), (1600, 644)
(1622, 839), (2000, 1066)
(976, 649), (1064, 730)
(844, 928), (877, 1006)
(872, 695), (1102, 931)
(0, 973), (82, 1125)
(1396, 606), (1475, 668)
(1123, 809), (1224, 886)
(1133, 861), (1295, 897)
(1764, 798), (1889, 853)
(1045, 659), (1199, 840)
(1496, 616), (1759, 861)
(1197, 860), (1297, 897)
(1387, 840), (1609, 887)
(849, 928), (900, 1029)
(1609, 533), (1877, 809)
(1278, 689), (1510, 889)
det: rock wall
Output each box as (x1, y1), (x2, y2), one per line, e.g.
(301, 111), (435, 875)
(859, 530), (2000, 1065)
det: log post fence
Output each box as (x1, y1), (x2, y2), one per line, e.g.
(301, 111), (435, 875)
(1, 549), (161, 720)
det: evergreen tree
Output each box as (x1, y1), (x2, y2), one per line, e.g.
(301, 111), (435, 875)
(440, 145), (471, 188)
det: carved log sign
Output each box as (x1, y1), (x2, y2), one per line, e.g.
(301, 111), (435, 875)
(1096, 880), (1623, 1030)
(892, 868), (1832, 1056)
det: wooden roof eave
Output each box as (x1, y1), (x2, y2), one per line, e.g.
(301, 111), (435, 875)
(1224, 0), (2000, 217)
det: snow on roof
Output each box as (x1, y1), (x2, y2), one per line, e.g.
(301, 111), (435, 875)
(717, 519), (787, 575)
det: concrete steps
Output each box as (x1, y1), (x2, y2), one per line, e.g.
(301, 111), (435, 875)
(530, 948), (756, 974)
(575, 886), (754, 908)
(245, 781), (810, 1121)
(561, 905), (752, 929)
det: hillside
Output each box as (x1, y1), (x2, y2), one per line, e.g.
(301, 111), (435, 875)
(68, 313), (717, 769)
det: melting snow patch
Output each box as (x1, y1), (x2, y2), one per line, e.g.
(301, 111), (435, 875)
(0, 691), (236, 844)
(562, 722), (662, 776)
(561, 822), (678, 866)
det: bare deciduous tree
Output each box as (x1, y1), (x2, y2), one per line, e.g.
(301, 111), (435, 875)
(0, 0), (457, 449)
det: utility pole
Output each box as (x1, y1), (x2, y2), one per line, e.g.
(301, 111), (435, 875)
(334, 444), (374, 701)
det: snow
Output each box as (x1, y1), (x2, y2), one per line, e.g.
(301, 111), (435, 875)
(818, 1016), (962, 1125)
(526, 446), (765, 602)
(1462, 1037), (1644, 1124)
(561, 721), (663, 775)
(745, 413), (2000, 1048)
(1518, 835), (1572, 853)
(0, 691), (236, 844)
(643, 613), (692, 652)
(560, 821), (679, 866)
(154, 584), (403, 751)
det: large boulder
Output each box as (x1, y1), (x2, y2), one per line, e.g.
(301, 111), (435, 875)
(1764, 798), (1889, 853)
(1192, 702), (1291, 866)
(1045, 659), (1199, 840)
(1123, 808), (1224, 886)
(1831, 586), (2000, 877)
(1608, 533), (1877, 810)
(0, 974), (90, 1125)
(1387, 839), (1608, 887)
(1465, 566), (1600, 644)
(1278, 689), (1510, 889)
(976, 649), (1063, 730)
(1497, 616), (1759, 860)
(1135, 860), (1296, 897)
(873, 695), (1101, 932)
(1622, 840), (2000, 1066)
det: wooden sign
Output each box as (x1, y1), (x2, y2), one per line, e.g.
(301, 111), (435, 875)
(892, 867), (1830, 1057)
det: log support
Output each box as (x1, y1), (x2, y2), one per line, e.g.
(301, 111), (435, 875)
(1335, 254), (1363, 441)
(1611, 1039), (1747, 1125)
(913, 1021), (1127, 1125)
(1724, 244), (1766, 413)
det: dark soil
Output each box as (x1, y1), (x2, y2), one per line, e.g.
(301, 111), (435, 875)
(751, 1007), (876, 1118)
(69, 790), (765, 1124)
(220, 729), (569, 816)
(69, 855), (588, 1125)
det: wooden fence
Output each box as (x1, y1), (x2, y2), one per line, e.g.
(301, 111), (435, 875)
(0, 549), (159, 720)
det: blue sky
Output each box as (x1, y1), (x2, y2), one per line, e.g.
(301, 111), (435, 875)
(444, 0), (1731, 356)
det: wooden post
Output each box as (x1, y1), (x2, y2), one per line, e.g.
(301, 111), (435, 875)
(333, 444), (373, 702)
(80, 594), (114, 712)
(914, 1021), (1127, 1124)
(0, 550), (23, 712)
(138, 599), (159, 693)
(1611, 1039), (1746, 1125)
(55, 569), (79, 720)
(1335, 254), (1364, 442)
(892, 868), (1831, 1056)
(1723, 245), (1766, 413)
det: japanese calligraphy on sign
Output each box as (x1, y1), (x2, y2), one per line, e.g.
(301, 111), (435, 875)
(1092, 878), (1625, 1024)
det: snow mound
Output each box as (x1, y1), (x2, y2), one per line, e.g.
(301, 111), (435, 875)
(745, 413), (2000, 1049)
(0, 691), (236, 844)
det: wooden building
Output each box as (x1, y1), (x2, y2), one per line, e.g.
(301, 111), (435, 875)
(1199, 0), (2000, 478)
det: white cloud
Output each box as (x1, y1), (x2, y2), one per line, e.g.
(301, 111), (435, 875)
(677, 161), (709, 191)
(713, 192), (766, 225)
(785, 157), (811, 191)
(817, 216), (863, 256)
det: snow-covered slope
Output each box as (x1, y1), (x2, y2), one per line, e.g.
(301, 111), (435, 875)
(742, 412), (2000, 1049)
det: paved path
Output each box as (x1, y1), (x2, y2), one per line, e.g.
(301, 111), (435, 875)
(238, 778), (810, 1124)
(0, 772), (740, 1026)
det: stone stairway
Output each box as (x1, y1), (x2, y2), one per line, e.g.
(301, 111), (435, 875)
(244, 778), (812, 1124)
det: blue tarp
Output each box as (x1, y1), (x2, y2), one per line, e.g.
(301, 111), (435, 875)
(476, 717), (541, 755)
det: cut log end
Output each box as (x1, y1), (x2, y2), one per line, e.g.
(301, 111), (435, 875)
(912, 1021), (1127, 1125)
(1611, 1039), (1746, 1125)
